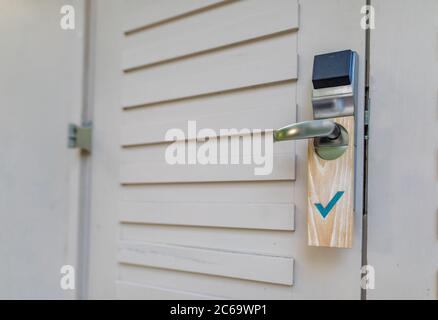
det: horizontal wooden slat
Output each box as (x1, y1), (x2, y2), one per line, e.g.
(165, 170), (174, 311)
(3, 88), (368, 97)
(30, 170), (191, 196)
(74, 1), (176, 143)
(120, 131), (294, 160)
(123, 0), (299, 70)
(118, 242), (294, 285)
(116, 281), (224, 300)
(122, 0), (225, 33)
(121, 181), (294, 204)
(121, 80), (295, 121)
(120, 152), (295, 184)
(119, 0), (299, 295)
(121, 82), (297, 146)
(119, 202), (294, 231)
(119, 264), (294, 299)
(122, 31), (298, 107)
(120, 224), (295, 258)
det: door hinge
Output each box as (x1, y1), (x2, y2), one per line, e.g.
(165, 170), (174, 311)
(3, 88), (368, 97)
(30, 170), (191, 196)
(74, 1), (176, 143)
(364, 110), (370, 140)
(364, 110), (370, 126)
(68, 122), (92, 153)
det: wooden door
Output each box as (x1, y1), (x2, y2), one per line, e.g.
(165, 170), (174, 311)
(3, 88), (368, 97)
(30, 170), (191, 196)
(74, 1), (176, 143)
(88, 0), (366, 299)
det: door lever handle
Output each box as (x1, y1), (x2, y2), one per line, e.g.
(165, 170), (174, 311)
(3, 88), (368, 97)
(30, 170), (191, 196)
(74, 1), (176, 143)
(273, 120), (341, 142)
(274, 119), (348, 161)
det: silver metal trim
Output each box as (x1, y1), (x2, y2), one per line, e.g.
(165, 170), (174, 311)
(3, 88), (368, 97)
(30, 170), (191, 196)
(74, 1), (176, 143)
(273, 120), (339, 142)
(314, 124), (349, 160)
(312, 52), (358, 119)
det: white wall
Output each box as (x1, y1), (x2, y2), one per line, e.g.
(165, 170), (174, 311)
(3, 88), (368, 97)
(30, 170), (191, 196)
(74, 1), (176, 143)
(0, 0), (85, 299)
(367, 0), (438, 299)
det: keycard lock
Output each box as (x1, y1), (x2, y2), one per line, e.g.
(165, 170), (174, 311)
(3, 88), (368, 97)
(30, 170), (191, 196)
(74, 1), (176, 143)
(274, 49), (359, 248)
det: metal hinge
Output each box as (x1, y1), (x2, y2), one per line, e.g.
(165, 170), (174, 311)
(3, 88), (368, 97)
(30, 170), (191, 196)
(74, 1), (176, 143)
(364, 110), (370, 126)
(68, 122), (92, 153)
(364, 110), (370, 140)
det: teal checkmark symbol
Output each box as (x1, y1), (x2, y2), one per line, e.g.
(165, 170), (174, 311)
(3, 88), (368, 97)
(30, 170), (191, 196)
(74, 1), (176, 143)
(315, 191), (345, 219)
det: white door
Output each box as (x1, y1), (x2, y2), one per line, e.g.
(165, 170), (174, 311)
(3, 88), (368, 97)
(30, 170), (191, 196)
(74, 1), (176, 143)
(88, 0), (366, 299)
(0, 0), (86, 298)
(367, 0), (438, 299)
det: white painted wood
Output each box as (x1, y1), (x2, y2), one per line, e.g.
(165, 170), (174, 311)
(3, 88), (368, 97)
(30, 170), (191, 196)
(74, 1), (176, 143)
(119, 136), (294, 183)
(119, 264), (293, 300)
(119, 202), (295, 231)
(122, 81), (295, 122)
(123, 0), (298, 70)
(120, 133), (292, 161)
(116, 281), (224, 300)
(367, 0), (438, 300)
(121, 82), (296, 146)
(119, 152), (295, 184)
(122, 31), (298, 107)
(118, 242), (294, 285)
(0, 0), (85, 299)
(120, 181), (294, 204)
(288, 0), (365, 299)
(122, 0), (224, 33)
(89, 0), (366, 299)
(87, 0), (123, 299)
(120, 224), (295, 258)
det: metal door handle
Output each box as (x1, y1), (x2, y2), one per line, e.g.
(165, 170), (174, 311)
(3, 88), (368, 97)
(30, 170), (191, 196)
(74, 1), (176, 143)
(274, 119), (348, 161)
(273, 120), (341, 142)
(274, 50), (358, 161)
